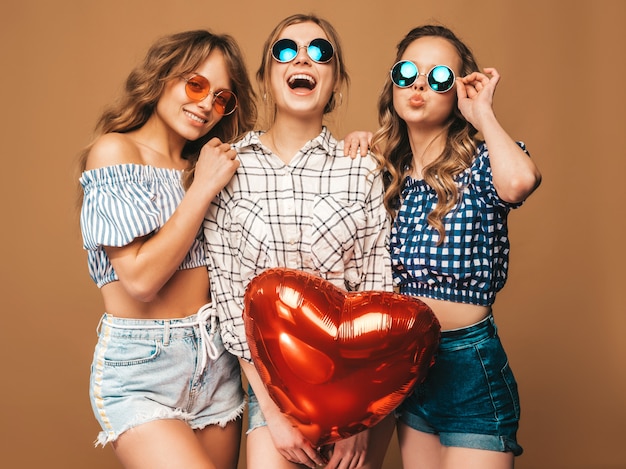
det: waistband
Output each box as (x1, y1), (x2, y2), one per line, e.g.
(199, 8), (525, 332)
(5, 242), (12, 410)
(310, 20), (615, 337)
(99, 303), (219, 374)
(437, 314), (497, 350)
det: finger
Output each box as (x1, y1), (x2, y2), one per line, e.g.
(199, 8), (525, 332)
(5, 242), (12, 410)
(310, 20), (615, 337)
(302, 446), (326, 467)
(359, 140), (369, 157)
(455, 79), (467, 99)
(349, 142), (358, 160)
(206, 136), (224, 147)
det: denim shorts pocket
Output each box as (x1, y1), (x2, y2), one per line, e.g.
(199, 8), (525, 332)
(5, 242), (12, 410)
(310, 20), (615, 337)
(100, 337), (162, 367)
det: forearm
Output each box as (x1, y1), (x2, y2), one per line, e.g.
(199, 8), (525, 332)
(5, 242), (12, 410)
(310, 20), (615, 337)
(109, 183), (218, 300)
(478, 114), (541, 203)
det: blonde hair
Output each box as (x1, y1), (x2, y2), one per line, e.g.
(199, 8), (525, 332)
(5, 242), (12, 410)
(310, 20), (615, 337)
(77, 30), (257, 189)
(371, 25), (480, 244)
(255, 13), (349, 125)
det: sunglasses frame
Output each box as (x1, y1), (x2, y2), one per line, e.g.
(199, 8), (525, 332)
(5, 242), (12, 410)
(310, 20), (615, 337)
(184, 74), (238, 116)
(271, 38), (335, 64)
(390, 61), (457, 93)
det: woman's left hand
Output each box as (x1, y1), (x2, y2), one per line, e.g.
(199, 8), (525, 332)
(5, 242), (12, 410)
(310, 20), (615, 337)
(322, 430), (368, 469)
(456, 67), (500, 132)
(342, 131), (373, 159)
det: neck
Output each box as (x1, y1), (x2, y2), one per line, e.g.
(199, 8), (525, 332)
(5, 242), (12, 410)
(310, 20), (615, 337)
(407, 127), (447, 178)
(262, 115), (323, 164)
(130, 129), (187, 170)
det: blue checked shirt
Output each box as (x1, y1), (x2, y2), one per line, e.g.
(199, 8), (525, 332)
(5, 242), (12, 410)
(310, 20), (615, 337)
(203, 127), (392, 361)
(391, 142), (527, 306)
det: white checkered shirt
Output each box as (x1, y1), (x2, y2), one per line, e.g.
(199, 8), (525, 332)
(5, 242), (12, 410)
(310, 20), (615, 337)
(203, 127), (392, 360)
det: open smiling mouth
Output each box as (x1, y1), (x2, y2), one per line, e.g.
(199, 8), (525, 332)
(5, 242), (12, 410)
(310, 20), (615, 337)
(288, 74), (316, 91)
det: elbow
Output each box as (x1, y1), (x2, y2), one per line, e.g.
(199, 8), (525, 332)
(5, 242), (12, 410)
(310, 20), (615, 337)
(122, 280), (162, 303)
(498, 171), (542, 204)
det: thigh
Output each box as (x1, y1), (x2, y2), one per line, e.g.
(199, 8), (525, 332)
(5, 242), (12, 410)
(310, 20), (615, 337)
(441, 446), (514, 469)
(112, 419), (217, 469)
(397, 422), (441, 469)
(195, 419), (243, 469)
(360, 414), (396, 469)
(247, 426), (302, 469)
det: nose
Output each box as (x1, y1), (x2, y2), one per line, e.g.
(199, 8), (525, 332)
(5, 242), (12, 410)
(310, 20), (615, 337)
(412, 73), (427, 90)
(293, 45), (311, 64)
(197, 92), (216, 110)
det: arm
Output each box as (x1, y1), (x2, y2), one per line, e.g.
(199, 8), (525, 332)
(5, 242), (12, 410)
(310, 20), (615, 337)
(89, 135), (238, 301)
(456, 68), (541, 203)
(360, 166), (393, 292)
(239, 360), (327, 468)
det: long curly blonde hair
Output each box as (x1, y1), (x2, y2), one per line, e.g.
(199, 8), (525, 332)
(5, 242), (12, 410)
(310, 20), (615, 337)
(77, 29), (257, 190)
(371, 25), (480, 244)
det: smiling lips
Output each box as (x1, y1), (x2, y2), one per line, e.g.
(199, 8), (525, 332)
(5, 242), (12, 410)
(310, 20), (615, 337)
(288, 73), (316, 91)
(184, 109), (209, 124)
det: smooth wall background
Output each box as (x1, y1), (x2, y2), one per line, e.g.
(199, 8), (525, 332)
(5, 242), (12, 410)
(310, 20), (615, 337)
(1, 1), (624, 468)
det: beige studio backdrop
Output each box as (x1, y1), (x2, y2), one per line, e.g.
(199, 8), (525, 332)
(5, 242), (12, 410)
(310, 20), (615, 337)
(1, 1), (624, 468)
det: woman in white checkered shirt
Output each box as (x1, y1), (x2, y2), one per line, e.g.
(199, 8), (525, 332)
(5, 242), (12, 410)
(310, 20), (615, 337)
(203, 14), (395, 469)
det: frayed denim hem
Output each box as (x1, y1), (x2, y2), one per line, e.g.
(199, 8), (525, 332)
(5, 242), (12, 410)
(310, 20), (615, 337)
(94, 400), (247, 447)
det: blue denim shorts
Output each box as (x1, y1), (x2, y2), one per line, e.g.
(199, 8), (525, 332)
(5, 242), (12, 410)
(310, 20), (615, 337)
(89, 306), (245, 446)
(396, 314), (523, 455)
(246, 383), (267, 434)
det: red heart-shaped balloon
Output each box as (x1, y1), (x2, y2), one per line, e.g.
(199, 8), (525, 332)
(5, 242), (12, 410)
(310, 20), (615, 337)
(244, 268), (441, 447)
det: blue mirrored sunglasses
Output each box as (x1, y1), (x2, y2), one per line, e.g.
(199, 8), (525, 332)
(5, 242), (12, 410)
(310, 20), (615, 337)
(390, 60), (456, 93)
(271, 38), (335, 64)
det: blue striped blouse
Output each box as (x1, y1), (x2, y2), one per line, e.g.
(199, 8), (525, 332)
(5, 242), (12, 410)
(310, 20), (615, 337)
(79, 164), (207, 288)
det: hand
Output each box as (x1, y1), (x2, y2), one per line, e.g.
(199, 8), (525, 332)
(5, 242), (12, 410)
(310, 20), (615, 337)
(323, 430), (368, 469)
(265, 410), (327, 468)
(456, 67), (500, 132)
(193, 137), (239, 193)
(342, 131), (373, 159)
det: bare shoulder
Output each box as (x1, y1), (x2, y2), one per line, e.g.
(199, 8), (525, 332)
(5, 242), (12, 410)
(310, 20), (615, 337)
(85, 133), (142, 170)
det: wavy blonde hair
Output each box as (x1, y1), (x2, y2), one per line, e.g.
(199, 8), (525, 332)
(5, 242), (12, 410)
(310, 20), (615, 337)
(371, 25), (480, 244)
(255, 13), (349, 125)
(76, 29), (257, 191)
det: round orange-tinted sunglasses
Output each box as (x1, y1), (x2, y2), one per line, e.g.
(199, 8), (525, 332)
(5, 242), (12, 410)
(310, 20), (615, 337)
(184, 74), (238, 116)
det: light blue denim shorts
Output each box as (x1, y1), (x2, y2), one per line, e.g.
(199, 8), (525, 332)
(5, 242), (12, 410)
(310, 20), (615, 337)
(396, 315), (523, 456)
(89, 305), (245, 446)
(246, 383), (267, 434)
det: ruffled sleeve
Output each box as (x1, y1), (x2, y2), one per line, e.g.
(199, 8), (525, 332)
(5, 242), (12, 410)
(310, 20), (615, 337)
(468, 141), (528, 210)
(80, 164), (172, 250)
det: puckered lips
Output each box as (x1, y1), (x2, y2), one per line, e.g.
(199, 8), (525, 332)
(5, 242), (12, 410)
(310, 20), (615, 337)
(288, 73), (316, 93)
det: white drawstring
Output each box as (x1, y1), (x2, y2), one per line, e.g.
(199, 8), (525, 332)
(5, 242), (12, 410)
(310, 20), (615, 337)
(101, 303), (219, 375)
(196, 303), (220, 374)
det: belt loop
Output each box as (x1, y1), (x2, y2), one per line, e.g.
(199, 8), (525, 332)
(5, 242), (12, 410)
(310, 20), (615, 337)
(163, 320), (171, 346)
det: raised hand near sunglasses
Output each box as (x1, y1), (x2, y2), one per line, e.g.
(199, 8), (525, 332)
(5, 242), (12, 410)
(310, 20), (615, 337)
(456, 67), (541, 203)
(455, 67), (500, 133)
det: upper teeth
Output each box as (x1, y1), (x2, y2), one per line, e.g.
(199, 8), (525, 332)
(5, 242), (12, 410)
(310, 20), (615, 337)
(185, 110), (206, 123)
(288, 74), (316, 86)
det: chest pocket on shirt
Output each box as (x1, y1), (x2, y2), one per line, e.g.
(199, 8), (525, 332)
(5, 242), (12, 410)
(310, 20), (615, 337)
(307, 194), (367, 290)
(227, 196), (273, 285)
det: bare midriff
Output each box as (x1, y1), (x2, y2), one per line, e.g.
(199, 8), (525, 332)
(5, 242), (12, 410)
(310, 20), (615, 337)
(99, 266), (210, 319)
(417, 296), (491, 331)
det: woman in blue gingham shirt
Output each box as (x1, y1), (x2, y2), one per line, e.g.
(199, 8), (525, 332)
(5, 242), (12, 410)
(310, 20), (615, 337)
(370, 25), (541, 468)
